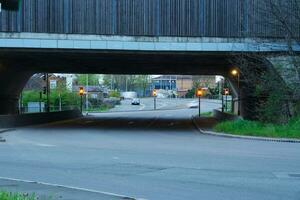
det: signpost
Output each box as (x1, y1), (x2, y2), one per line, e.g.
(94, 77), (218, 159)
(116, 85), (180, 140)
(79, 87), (84, 113)
(152, 89), (157, 110)
(196, 88), (203, 117)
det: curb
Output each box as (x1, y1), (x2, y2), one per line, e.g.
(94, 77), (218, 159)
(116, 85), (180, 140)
(192, 117), (300, 143)
(0, 129), (15, 133)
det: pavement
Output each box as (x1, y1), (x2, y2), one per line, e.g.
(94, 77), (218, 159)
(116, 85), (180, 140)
(0, 109), (300, 200)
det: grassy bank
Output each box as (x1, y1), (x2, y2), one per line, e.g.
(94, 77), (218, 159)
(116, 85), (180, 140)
(214, 118), (300, 139)
(0, 191), (42, 200)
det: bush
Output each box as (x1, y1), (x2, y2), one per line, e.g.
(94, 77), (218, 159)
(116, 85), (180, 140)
(109, 90), (121, 98)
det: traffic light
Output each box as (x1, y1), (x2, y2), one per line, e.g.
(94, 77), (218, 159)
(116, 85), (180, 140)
(196, 88), (203, 97)
(224, 88), (230, 95)
(43, 86), (47, 95)
(152, 89), (157, 97)
(79, 87), (84, 96)
(0, 0), (20, 11)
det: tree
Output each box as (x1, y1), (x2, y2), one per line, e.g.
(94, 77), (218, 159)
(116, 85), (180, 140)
(134, 75), (150, 97)
(230, 0), (300, 123)
(76, 74), (100, 86)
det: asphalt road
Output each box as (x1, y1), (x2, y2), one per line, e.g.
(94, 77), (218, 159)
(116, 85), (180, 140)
(0, 109), (300, 200)
(108, 98), (221, 113)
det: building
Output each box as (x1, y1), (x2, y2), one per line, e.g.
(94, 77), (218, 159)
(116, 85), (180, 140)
(151, 75), (193, 97)
(24, 73), (67, 91)
(151, 75), (217, 97)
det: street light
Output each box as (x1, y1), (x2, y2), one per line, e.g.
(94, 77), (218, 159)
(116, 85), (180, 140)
(231, 69), (240, 115)
(196, 88), (203, 117)
(79, 86), (84, 113)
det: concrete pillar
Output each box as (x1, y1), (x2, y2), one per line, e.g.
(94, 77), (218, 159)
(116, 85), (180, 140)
(0, 95), (20, 115)
(0, 62), (32, 115)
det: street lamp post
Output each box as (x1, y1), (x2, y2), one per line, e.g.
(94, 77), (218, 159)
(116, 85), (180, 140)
(231, 69), (240, 115)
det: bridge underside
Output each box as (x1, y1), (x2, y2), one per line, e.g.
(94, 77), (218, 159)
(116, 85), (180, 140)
(0, 48), (231, 75)
(0, 48), (268, 120)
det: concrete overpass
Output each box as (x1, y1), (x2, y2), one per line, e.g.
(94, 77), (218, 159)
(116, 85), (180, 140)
(0, 0), (299, 118)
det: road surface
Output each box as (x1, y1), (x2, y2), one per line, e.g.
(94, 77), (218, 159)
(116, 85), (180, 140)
(108, 98), (221, 113)
(0, 109), (300, 200)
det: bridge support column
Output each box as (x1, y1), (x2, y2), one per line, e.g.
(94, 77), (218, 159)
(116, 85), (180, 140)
(0, 62), (32, 115)
(0, 95), (20, 115)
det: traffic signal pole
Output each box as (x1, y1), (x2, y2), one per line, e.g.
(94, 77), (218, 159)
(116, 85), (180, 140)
(196, 88), (203, 117)
(46, 73), (50, 113)
(198, 96), (201, 117)
(152, 89), (157, 110)
(79, 87), (84, 113)
(80, 95), (83, 113)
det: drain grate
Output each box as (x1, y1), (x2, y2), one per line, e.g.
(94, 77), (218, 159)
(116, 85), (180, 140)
(289, 173), (300, 178)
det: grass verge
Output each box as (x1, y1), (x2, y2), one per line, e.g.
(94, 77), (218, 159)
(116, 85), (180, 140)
(0, 191), (40, 200)
(213, 118), (300, 139)
(200, 112), (213, 117)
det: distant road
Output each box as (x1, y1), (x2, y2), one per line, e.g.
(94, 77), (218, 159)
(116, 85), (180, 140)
(108, 98), (221, 113)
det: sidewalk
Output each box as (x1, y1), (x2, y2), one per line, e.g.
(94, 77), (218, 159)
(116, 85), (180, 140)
(0, 178), (134, 200)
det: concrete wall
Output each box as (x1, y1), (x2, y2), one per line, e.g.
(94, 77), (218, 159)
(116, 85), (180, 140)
(213, 110), (240, 121)
(0, 110), (82, 128)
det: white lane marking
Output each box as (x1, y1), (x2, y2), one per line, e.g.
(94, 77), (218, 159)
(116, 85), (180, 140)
(34, 143), (56, 147)
(0, 176), (137, 199)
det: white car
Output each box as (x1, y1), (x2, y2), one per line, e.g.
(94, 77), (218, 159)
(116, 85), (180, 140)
(131, 98), (140, 105)
(187, 101), (199, 108)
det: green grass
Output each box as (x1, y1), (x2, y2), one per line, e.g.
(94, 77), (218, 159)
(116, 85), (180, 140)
(0, 191), (36, 200)
(201, 112), (213, 117)
(85, 104), (112, 112)
(0, 191), (52, 200)
(214, 118), (300, 139)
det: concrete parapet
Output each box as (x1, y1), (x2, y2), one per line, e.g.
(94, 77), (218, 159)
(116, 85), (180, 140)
(213, 109), (241, 121)
(0, 110), (82, 128)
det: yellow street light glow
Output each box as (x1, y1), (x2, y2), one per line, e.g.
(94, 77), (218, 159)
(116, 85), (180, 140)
(231, 69), (239, 76)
